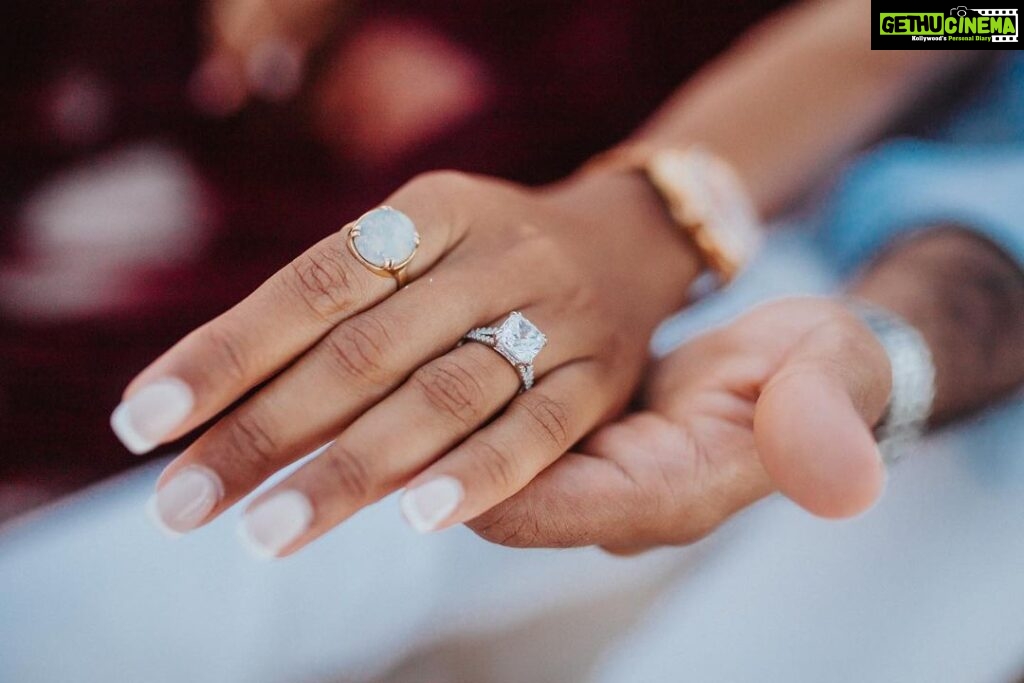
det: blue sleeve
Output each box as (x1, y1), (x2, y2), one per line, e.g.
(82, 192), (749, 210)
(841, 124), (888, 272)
(820, 140), (1024, 275)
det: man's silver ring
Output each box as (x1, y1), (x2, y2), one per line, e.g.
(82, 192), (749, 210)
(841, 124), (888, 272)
(462, 312), (547, 392)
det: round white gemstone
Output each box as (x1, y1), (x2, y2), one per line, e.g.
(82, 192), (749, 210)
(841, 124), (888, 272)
(496, 312), (546, 364)
(351, 207), (419, 268)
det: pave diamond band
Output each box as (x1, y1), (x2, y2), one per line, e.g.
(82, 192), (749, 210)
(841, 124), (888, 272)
(345, 206), (420, 287)
(463, 312), (546, 392)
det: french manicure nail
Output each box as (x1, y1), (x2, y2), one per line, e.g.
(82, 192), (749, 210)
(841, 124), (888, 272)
(400, 476), (464, 533)
(241, 491), (314, 559)
(149, 466), (223, 535)
(111, 377), (194, 454)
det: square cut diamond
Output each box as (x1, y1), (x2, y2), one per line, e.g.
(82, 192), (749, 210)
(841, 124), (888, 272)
(496, 312), (546, 364)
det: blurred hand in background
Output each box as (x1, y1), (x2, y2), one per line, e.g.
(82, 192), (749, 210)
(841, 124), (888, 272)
(191, 0), (493, 169)
(190, 0), (343, 114)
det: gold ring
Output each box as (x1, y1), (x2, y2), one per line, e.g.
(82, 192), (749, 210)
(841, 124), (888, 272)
(344, 206), (420, 288)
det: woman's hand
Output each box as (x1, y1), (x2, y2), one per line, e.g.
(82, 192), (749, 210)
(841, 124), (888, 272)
(464, 297), (893, 554)
(114, 169), (699, 556)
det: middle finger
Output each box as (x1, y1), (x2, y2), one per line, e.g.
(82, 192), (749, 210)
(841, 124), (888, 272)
(149, 256), (530, 534)
(241, 306), (593, 556)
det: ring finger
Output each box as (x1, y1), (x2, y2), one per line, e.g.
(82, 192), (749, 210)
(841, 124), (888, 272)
(148, 259), (541, 534)
(114, 175), (464, 455)
(236, 308), (597, 556)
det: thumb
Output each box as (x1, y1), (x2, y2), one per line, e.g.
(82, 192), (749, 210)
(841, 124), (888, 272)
(754, 312), (891, 518)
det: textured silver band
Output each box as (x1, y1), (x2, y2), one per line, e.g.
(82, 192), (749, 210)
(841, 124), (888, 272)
(849, 300), (936, 462)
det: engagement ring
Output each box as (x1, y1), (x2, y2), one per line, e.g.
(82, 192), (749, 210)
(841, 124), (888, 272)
(463, 312), (547, 392)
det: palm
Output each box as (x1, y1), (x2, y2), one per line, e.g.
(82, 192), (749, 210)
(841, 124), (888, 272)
(582, 340), (774, 551)
(469, 298), (889, 551)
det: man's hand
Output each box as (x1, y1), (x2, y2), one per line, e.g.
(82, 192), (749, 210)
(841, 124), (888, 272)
(468, 297), (892, 553)
(468, 229), (1024, 554)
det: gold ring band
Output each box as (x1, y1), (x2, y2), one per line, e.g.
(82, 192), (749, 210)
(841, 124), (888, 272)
(344, 206), (421, 288)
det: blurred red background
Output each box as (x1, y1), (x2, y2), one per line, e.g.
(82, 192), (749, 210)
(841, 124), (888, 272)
(0, 0), (787, 519)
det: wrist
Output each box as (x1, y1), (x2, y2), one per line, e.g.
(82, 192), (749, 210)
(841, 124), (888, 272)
(542, 168), (703, 311)
(850, 228), (1024, 422)
(574, 144), (763, 283)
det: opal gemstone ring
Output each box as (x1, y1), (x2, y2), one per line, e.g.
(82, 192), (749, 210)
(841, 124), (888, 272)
(345, 206), (420, 287)
(462, 312), (547, 392)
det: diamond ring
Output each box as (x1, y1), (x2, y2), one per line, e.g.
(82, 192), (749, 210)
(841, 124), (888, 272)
(345, 206), (420, 288)
(462, 312), (547, 392)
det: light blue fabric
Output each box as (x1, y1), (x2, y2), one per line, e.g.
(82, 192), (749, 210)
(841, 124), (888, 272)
(821, 54), (1024, 273)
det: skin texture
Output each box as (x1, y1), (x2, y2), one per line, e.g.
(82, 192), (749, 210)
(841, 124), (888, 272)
(468, 229), (1024, 553)
(126, 0), (983, 555)
(127, 170), (699, 554)
(852, 229), (1024, 423)
(619, 0), (980, 214)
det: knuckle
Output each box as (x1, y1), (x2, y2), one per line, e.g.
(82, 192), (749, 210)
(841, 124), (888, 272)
(322, 446), (376, 502)
(513, 393), (572, 449)
(508, 222), (554, 263)
(411, 357), (488, 428)
(469, 503), (541, 548)
(609, 458), (670, 539)
(288, 245), (362, 323)
(408, 169), (475, 196)
(659, 448), (748, 547)
(565, 277), (599, 314)
(503, 227), (590, 303)
(471, 438), (521, 492)
(199, 322), (250, 384)
(221, 410), (279, 473)
(396, 169), (484, 238)
(511, 220), (545, 243)
(321, 312), (393, 385)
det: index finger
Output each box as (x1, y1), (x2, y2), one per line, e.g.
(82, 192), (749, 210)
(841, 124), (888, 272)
(111, 177), (463, 454)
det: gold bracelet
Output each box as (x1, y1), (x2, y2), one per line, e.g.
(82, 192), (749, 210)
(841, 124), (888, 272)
(583, 144), (762, 283)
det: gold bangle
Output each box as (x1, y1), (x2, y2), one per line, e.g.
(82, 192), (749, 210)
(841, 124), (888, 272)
(582, 144), (761, 283)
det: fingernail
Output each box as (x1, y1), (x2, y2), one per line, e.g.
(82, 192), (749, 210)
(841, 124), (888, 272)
(241, 491), (314, 558)
(148, 466), (223, 535)
(111, 377), (194, 454)
(245, 39), (304, 102)
(400, 476), (464, 533)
